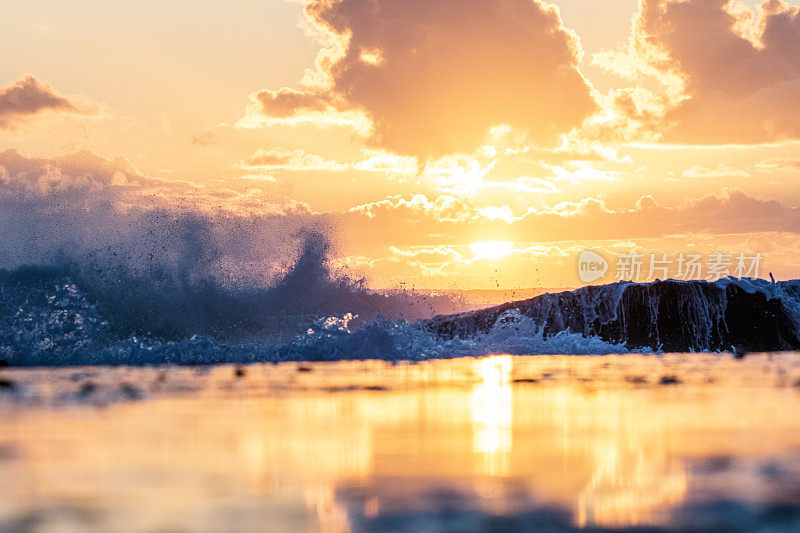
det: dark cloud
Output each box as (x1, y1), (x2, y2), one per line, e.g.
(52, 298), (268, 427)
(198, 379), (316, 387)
(0, 75), (92, 129)
(240, 148), (346, 171)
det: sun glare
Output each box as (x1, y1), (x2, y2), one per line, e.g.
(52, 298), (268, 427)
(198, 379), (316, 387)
(470, 241), (514, 261)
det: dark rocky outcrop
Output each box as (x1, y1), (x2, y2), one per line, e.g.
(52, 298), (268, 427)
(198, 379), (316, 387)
(424, 279), (800, 352)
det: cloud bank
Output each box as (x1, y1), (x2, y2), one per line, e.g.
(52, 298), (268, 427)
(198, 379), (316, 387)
(622, 0), (800, 144)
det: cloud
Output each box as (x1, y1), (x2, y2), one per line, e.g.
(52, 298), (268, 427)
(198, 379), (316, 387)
(352, 150), (418, 176)
(0, 148), (308, 215)
(338, 188), (800, 252)
(251, 87), (336, 118)
(0, 148), (154, 199)
(238, 87), (371, 132)
(619, 0), (800, 144)
(348, 194), (477, 223)
(505, 177), (560, 194)
(250, 0), (598, 158)
(240, 148), (347, 171)
(0, 75), (96, 129)
(681, 163), (752, 179)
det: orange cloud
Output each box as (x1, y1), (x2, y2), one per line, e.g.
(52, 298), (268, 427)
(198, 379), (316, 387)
(252, 87), (337, 118)
(0, 75), (96, 129)
(627, 0), (800, 144)
(251, 0), (598, 158)
(241, 148), (347, 171)
(339, 188), (800, 252)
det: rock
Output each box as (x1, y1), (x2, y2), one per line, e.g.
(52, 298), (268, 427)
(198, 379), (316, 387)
(424, 279), (800, 353)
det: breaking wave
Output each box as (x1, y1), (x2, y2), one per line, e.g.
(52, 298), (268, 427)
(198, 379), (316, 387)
(0, 260), (628, 366)
(0, 152), (633, 365)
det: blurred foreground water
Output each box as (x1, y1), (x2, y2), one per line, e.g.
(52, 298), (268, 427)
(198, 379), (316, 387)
(2, 353), (800, 532)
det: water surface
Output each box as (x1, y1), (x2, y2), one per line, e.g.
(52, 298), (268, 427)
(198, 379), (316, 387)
(2, 353), (800, 531)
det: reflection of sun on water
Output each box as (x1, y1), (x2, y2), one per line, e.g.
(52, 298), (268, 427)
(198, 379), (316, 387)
(15, 356), (800, 532)
(471, 355), (513, 475)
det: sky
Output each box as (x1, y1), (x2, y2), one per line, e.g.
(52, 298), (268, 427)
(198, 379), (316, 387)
(2, 0), (800, 289)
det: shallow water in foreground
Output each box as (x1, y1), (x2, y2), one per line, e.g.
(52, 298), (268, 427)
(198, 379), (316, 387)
(2, 354), (800, 532)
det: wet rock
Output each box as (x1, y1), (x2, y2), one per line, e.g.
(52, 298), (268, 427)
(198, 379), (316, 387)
(0, 360), (9, 368)
(659, 375), (682, 385)
(424, 279), (800, 353)
(234, 366), (246, 378)
(0, 377), (16, 390)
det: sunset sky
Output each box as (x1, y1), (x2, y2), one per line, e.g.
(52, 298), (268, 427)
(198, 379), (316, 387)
(3, 0), (800, 289)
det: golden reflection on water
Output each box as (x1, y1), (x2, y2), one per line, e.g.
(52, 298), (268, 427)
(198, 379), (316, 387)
(471, 355), (513, 475)
(2, 354), (800, 531)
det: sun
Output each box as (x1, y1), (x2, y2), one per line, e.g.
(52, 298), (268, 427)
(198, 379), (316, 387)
(470, 241), (514, 261)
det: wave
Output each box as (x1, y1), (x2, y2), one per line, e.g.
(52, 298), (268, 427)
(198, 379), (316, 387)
(0, 262), (628, 366)
(0, 158), (631, 365)
(4, 236), (800, 365)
